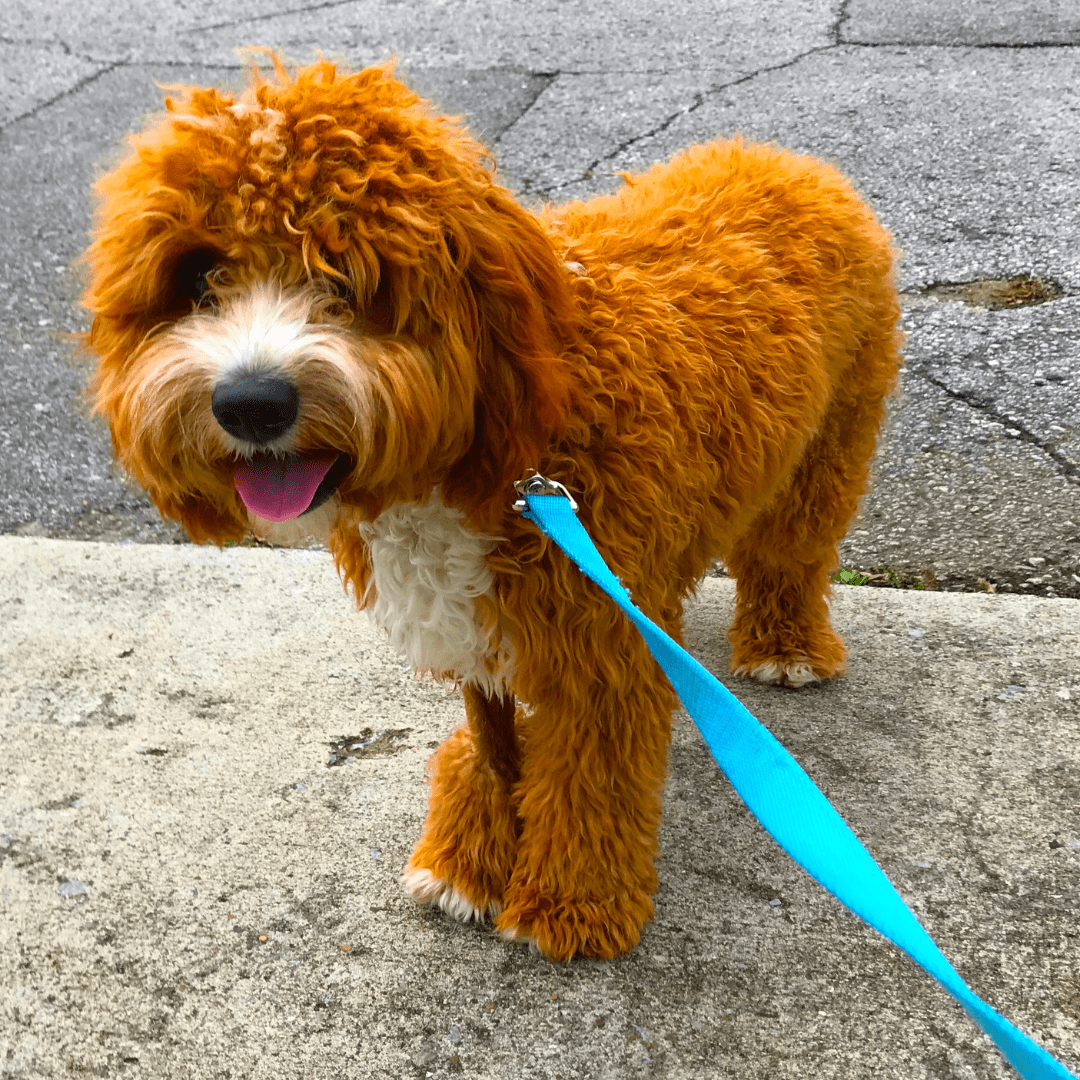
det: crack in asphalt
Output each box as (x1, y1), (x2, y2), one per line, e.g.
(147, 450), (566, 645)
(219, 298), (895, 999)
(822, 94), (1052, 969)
(489, 71), (559, 151)
(6, 33), (1076, 145)
(0, 54), (291, 135)
(526, 43), (837, 198)
(0, 36), (72, 55)
(0, 61), (123, 134)
(833, 0), (855, 45)
(95, 59), (253, 71)
(519, 35), (1080, 197)
(192, 0), (361, 33)
(842, 39), (1080, 49)
(915, 370), (1080, 485)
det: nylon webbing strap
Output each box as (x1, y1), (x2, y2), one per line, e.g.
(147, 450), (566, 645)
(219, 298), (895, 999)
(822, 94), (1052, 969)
(521, 487), (1077, 1080)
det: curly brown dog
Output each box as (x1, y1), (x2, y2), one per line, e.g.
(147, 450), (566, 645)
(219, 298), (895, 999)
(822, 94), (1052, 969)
(82, 56), (902, 961)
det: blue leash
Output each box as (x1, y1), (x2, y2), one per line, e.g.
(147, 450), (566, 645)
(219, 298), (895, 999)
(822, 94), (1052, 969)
(515, 475), (1077, 1080)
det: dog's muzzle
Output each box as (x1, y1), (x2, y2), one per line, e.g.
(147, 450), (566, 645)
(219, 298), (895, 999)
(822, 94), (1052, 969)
(211, 371), (349, 522)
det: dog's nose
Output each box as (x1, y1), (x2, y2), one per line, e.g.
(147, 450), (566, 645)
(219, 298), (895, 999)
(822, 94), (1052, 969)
(211, 374), (299, 444)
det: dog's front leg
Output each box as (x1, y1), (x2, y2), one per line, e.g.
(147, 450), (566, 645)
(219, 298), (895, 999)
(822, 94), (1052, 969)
(497, 631), (676, 960)
(401, 685), (520, 922)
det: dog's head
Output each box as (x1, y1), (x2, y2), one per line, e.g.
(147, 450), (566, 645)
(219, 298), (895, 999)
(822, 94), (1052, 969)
(82, 56), (574, 543)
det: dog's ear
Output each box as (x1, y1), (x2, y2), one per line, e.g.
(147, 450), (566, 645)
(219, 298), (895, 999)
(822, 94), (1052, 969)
(440, 184), (576, 523)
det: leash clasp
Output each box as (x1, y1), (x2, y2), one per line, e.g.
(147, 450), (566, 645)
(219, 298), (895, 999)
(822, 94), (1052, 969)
(512, 472), (579, 514)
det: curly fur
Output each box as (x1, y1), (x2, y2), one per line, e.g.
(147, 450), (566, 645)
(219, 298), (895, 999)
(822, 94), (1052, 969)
(82, 57), (902, 961)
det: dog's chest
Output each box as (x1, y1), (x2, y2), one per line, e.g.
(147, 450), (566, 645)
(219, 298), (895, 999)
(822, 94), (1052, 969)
(360, 496), (512, 695)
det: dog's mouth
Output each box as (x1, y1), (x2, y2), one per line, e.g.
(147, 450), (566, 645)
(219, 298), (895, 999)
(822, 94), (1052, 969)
(232, 451), (351, 522)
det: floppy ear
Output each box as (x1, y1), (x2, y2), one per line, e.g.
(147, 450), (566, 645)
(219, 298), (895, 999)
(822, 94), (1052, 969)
(440, 184), (576, 524)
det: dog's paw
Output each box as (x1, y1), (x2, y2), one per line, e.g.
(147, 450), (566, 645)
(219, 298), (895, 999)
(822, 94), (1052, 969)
(401, 866), (502, 924)
(495, 888), (653, 961)
(730, 626), (847, 688)
(734, 655), (822, 688)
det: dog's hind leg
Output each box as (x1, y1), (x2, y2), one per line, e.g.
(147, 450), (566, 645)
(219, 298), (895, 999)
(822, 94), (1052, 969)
(401, 685), (520, 922)
(726, 321), (901, 687)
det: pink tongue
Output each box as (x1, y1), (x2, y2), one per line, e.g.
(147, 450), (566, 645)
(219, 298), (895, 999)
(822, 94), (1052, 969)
(233, 452), (339, 522)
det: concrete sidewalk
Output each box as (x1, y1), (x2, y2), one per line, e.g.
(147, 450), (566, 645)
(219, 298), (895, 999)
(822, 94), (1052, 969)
(1, 536), (1077, 1078)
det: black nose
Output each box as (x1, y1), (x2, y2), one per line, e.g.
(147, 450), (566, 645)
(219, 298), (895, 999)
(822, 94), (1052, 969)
(211, 374), (299, 444)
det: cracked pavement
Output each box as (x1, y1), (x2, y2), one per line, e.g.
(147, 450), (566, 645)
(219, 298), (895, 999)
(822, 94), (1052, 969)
(2, 0), (1078, 598)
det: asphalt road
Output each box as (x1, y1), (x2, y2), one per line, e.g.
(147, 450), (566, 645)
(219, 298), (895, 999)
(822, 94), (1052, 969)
(2, 0), (1078, 596)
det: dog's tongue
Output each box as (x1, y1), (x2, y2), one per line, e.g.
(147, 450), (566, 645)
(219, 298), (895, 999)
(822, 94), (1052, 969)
(233, 452), (339, 522)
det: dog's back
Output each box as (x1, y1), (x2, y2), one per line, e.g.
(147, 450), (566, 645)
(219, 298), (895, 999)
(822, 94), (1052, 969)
(527, 137), (902, 630)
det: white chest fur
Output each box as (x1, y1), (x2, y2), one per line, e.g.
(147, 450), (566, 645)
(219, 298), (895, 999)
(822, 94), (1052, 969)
(359, 495), (513, 696)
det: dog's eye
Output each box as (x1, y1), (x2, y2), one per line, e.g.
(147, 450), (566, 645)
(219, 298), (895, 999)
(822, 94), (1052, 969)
(174, 249), (220, 307)
(364, 265), (396, 332)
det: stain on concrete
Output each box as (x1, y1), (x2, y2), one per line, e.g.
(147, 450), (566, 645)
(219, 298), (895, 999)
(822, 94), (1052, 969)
(326, 729), (411, 766)
(918, 275), (1065, 310)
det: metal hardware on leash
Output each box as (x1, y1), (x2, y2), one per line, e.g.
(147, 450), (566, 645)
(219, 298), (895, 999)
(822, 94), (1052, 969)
(512, 473), (579, 514)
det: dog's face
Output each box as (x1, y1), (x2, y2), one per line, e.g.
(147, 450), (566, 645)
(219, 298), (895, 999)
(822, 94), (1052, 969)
(83, 58), (573, 542)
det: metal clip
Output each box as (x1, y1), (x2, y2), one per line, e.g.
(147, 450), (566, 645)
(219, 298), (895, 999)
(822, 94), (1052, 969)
(512, 472), (579, 514)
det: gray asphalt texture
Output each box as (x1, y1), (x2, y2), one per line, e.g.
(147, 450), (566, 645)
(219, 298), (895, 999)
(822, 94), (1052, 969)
(1, 2), (1079, 1079)
(3, 0), (1080, 597)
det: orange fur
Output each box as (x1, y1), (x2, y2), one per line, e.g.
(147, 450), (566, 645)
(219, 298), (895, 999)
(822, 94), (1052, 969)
(82, 57), (902, 961)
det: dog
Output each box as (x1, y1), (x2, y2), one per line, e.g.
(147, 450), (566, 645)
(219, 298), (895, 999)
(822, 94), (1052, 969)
(82, 56), (902, 961)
